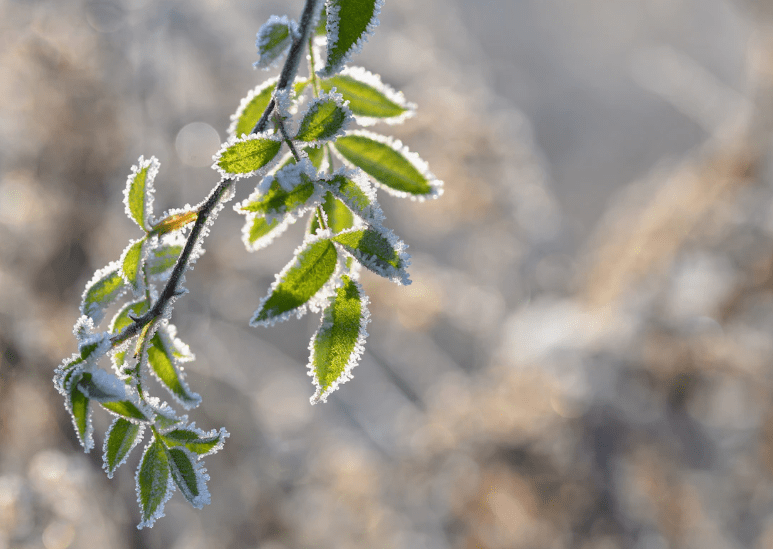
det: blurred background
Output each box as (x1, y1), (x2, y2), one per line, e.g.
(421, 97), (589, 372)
(1, 0), (773, 547)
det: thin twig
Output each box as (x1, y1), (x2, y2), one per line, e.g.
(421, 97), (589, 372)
(111, 0), (321, 347)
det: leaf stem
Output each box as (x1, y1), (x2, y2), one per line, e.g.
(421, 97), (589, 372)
(274, 113), (301, 161)
(111, 0), (321, 348)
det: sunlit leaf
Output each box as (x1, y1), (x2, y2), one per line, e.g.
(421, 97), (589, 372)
(213, 133), (282, 179)
(251, 234), (339, 326)
(320, 66), (415, 125)
(103, 417), (145, 478)
(120, 237), (148, 296)
(309, 275), (369, 404)
(124, 156), (158, 232)
(332, 226), (410, 284)
(321, 168), (383, 224)
(136, 438), (174, 529)
(308, 192), (354, 235)
(319, 0), (384, 77)
(334, 130), (442, 199)
(81, 262), (128, 325)
(294, 91), (352, 144)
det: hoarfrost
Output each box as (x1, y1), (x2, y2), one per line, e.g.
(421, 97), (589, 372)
(227, 77), (279, 139)
(123, 156), (159, 232)
(318, 0), (385, 78)
(80, 261), (128, 325)
(308, 277), (370, 404)
(254, 15), (298, 70)
(275, 157), (317, 192)
(336, 65), (416, 126)
(249, 229), (342, 327)
(333, 129), (444, 201)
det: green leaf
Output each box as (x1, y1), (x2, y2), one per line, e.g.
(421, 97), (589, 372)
(103, 417), (145, 478)
(110, 299), (149, 334)
(334, 131), (441, 198)
(277, 145), (326, 171)
(230, 79), (310, 139)
(160, 427), (228, 457)
(254, 16), (296, 70)
(241, 215), (290, 252)
(229, 78), (277, 139)
(309, 276), (369, 404)
(136, 438), (173, 529)
(309, 192), (354, 234)
(294, 92), (352, 143)
(332, 227), (410, 284)
(124, 156), (158, 232)
(322, 169), (382, 223)
(81, 262), (128, 324)
(146, 328), (201, 409)
(146, 240), (183, 277)
(120, 237), (147, 295)
(102, 400), (150, 422)
(168, 447), (210, 508)
(214, 134), (282, 178)
(239, 176), (317, 218)
(251, 236), (339, 326)
(321, 67), (414, 124)
(68, 372), (93, 452)
(319, 0), (383, 77)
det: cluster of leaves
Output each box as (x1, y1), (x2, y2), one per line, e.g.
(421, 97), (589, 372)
(54, 0), (440, 528)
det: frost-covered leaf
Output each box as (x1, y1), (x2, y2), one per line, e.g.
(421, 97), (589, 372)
(146, 234), (184, 278)
(241, 215), (292, 252)
(148, 210), (198, 237)
(321, 67), (415, 125)
(229, 78), (277, 139)
(146, 326), (200, 409)
(168, 447), (210, 509)
(136, 437), (174, 529)
(294, 91), (353, 144)
(277, 145), (327, 171)
(78, 368), (126, 402)
(334, 131), (442, 199)
(76, 327), (112, 364)
(81, 262), (128, 325)
(238, 161), (320, 219)
(66, 370), (93, 452)
(213, 133), (282, 179)
(332, 226), (410, 284)
(102, 400), (151, 422)
(309, 275), (369, 404)
(251, 234), (339, 326)
(322, 168), (383, 224)
(309, 192), (354, 234)
(229, 78), (310, 139)
(103, 418), (145, 479)
(110, 299), (149, 336)
(160, 425), (228, 457)
(120, 237), (148, 296)
(255, 15), (298, 70)
(124, 156), (159, 232)
(319, 0), (383, 77)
